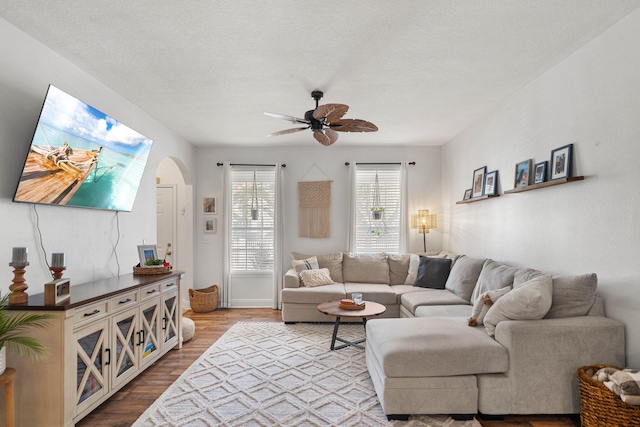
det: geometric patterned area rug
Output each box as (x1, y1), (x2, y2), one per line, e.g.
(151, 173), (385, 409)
(132, 322), (481, 427)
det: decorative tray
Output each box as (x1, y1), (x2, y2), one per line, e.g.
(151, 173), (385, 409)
(338, 299), (366, 310)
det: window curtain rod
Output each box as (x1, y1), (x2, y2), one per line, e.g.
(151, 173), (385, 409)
(216, 163), (286, 167)
(344, 162), (415, 166)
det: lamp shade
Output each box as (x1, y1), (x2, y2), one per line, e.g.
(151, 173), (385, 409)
(411, 210), (436, 234)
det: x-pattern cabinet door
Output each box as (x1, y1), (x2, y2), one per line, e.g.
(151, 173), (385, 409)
(75, 319), (109, 415)
(139, 298), (161, 368)
(161, 290), (179, 349)
(111, 307), (140, 389)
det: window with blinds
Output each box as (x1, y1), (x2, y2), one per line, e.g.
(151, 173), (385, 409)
(230, 168), (275, 271)
(354, 164), (402, 253)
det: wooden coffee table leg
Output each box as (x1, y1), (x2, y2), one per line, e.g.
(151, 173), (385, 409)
(330, 316), (341, 350)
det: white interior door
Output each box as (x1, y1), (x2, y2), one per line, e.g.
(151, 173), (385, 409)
(156, 185), (176, 264)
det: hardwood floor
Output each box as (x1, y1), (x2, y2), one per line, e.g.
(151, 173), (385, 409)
(76, 308), (580, 427)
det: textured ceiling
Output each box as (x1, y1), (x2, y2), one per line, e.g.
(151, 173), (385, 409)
(1, 1), (639, 147)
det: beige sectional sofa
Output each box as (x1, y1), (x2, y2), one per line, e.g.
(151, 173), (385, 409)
(281, 250), (626, 419)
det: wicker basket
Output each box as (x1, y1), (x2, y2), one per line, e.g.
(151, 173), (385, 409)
(189, 285), (219, 313)
(578, 365), (640, 427)
(133, 265), (172, 275)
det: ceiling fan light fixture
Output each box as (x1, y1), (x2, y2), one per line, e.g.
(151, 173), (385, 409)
(264, 90), (378, 146)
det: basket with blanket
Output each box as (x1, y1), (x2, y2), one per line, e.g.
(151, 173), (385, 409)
(578, 365), (640, 427)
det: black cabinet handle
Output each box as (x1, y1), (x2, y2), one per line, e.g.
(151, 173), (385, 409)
(140, 330), (145, 346)
(162, 316), (167, 331)
(136, 331), (141, 346)
(105, 348), (111, 366)
(84, 309), (100, 317)
(119, 298), (132, 304)
(146, 289), (157, 294)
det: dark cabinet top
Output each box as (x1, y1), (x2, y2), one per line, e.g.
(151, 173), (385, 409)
(5, 271), (184, 311)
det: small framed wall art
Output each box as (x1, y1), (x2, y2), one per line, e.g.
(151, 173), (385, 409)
(204, 218), (217, 233)
(514, 159), (532, 188)
(138, 244), (158, 266)
(203, 197), (216, 214)
(463, 189), (472, 200)
(533, 161), (548, 184)
(471, 166), (486, 198)
(484, 170), (498, 196)
(550, 144), (573, 180)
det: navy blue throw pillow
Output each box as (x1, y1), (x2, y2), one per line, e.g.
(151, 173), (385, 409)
(414, 256), (452, 289)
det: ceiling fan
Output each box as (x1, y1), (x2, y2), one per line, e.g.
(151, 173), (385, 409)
(264, 90), (378, 146)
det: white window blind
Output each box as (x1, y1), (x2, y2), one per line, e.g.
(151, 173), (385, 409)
(230, 168), (275, 271)
(354, 164), (402, 253)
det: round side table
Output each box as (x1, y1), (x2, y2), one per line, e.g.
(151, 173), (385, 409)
(0, 368), (16, 427)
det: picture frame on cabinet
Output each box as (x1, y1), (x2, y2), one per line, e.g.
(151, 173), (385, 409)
(533, 161), (548, 184)
(550, 144), (573, 180)
(484, 170), (498, 195)
(514, 159), (532, 188)
(204, 218), (217, 233)
(471, 166), (486, 198)
(137, 244), (158, 266)
(203, 197), (216, 213)
(463, 189), (472, 200)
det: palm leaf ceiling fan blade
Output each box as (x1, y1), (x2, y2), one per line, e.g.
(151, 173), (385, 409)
(263, 111), (309, 125)
(329, 119), (379, 133)
(267, 127), (309, 137)
(265, 90), (378, 145)
(313, 103), (349, 122)
(313, 129), (339, 146)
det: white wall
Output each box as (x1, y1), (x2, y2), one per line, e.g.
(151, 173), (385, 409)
(193, 144), (443, 294)
(442, 9), (640, 366)
(0, 17), (195, 294)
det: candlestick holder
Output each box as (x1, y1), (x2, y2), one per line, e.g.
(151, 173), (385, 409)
(8, 261), (29, 305)
(50, 266), (66, 280)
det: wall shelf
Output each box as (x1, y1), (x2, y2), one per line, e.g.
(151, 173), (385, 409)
(504, 176), (584, 194)
(456, 194), (500, 204)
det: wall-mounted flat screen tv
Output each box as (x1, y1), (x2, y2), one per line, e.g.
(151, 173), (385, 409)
(13, 85), (153, 212)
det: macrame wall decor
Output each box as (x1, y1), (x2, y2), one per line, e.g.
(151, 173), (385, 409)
(298, 164), (332, 238)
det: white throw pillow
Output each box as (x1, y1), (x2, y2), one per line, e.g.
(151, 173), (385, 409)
(468, 286), (512, 326)
(403, 254), (420, 285)
(291, 256), (319, 276)
(299, 268), (334, 287)
(483, 275), (553, 336)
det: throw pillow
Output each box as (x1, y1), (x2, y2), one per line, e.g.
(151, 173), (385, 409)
(299, 268), (334, 287)
(545, 273), (598, 319)
(413, 256), (452, 289)
(443, 255), (486, 302)
(388, 253), (411, 285)
(404, 254), (420, 285)
(291, 251), (344, 283)
(291, 256), (319, 276)
(470, 259), (519, 304)
(483, 275), (553, 336)
(468, 286), (512, 326)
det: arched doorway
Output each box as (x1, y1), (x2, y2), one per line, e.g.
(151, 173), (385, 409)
(156, 157), (194, 308)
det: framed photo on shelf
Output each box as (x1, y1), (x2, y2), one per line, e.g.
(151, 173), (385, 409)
(550, 144), (573, 180)
(203, 197), (216, 214)
(533, 161), (548, 184)
(463, 189), (472, 200)
(484, 170), (498, 195)
(137, 244), (158, 266)
(471, 166), (486, 198)
(204, 218), (217, 233)
(514, 159), (532, 188)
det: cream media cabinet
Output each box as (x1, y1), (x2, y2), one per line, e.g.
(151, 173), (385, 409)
(4, 271), (183, 427)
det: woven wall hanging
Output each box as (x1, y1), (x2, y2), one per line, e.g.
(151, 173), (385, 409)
(298, 180), (331, 238)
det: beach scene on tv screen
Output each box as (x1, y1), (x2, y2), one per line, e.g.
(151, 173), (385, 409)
(13, 85), (153, 211)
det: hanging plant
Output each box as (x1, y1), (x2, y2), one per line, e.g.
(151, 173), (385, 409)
(369, 171), (388, 236)
(251, 170), (259, 220)
(370, 171), (385, 220)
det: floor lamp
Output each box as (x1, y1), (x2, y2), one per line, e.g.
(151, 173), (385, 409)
(410, 210), (437, 252)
